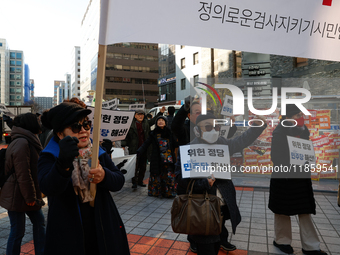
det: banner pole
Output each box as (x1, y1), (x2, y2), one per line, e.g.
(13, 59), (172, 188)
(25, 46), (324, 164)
(90, 44), (107, 207)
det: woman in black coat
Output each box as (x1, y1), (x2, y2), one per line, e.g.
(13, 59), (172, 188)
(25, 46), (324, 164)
(269, 105), (327, 255)
(137, 116), (178, 198)
(38, 102), (130, 255)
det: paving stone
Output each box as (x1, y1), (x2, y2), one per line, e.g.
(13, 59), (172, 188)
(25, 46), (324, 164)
(248, 242), (268, 252)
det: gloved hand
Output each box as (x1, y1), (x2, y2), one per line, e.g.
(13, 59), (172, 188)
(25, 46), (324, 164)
(57, 136), (79, 170)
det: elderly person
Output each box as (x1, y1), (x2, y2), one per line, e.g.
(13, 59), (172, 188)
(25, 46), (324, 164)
(176, 113), (267, 255)
(122, 107), (164, 189)
(269, 105), (327, 255)
(137, 116), (178, 198)
(38, 102), (130, 255)
(0, 113), (45, 255)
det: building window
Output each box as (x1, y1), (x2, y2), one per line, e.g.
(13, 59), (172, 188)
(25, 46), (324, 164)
(193, 52), (199, 65)
(0, 43), (2, 47)
(181, 78), (186, 90)
(234, 51), (242, 78)
(10, 52), (16, 59)
(16, 61), (22, 66)
(16, 53), (22, 59)
(181, 58), (186, 69)
(193, 75), (199, 86)
(295, 57), (308, 68)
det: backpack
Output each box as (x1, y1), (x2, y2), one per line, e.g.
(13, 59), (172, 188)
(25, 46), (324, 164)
(0, 147), (9, 188)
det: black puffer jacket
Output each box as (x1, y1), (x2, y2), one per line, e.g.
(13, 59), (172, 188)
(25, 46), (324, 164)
(137, 127), (178, 175)
(0, 126), (43, 212)
(268, 122), (316, 215)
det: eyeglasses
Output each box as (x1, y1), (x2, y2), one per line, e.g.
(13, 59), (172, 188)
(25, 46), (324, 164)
(70, 120), (92, 133)
(198, 124), (221, 132)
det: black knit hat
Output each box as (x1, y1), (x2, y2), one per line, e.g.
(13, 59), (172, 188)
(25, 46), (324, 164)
(196, 113), (216, 125)
(285, 104), (302, 117)
(156, 115), (168, 126)
(41, 102), (92, 133)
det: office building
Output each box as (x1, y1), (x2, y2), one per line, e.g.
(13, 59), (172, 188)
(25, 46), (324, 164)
(34, 97), (53, 112)
(80, 0), (159, 107)
(53, 80), (65, 106)
(9, 50), (24, 106)
(70, 46), (81, 98)
(158, 44), (176, 105)
(0, 39), (9, 104)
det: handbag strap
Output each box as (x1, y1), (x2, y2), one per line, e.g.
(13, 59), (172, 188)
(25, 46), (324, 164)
(186, 179), (196, 196)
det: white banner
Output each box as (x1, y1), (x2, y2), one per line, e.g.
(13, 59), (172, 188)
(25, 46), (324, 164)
(102, 98), (118, 110)
(221, 95), (233, 116)
(0, 104), (15, 116)
(180, 144), (231, 179)
(99, 0), (340, 61)
(287, 136), (316, 165)
(129, 104), (145, 111)
(111, 154), (137, 182)
(88, 107), (134, 142)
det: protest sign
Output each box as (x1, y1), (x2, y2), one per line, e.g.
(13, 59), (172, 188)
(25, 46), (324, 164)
(102, 98), (118, 110)
(99, 0), (340, 62)
(221, 95), (233, 117)
(180, 144), (231, 179)
(287, 136), (316, 165)
(111, 154), (137, 182)
(88, 107), (134, 141)
(129, 104), (145, 111)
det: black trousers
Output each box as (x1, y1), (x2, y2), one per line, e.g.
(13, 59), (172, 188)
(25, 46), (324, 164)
(132, 153), (147, 184)
(197, 241), (221, 255)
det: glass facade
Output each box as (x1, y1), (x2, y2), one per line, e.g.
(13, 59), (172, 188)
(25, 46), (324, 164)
(158, 44), (176, 103)
(9, 51), (24, 105)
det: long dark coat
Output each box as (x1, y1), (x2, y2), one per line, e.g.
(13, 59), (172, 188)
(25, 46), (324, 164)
(38, 137), (130, 255)
(137, 127), (178, 175)
(122, 112), (162, 154)
(268, 122), (316, 215)
(0, 126), (43, 212)
(175, 125), (266, 244)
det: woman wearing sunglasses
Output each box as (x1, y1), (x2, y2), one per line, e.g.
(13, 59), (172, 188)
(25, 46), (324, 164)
(38, 102), (130, 255)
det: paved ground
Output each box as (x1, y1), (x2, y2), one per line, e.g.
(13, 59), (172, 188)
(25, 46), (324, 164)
(0, 178), (339, 255)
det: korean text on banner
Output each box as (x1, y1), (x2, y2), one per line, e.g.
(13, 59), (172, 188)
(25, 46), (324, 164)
(287, 136), (316, 166)
(180, 144), (231, 180)
(102, 98), (118, 110)
(129, 104), (145, 111)
(221, 95), (233, 116)
(88, 107), (134, 142)
(99, 0), (340, 62)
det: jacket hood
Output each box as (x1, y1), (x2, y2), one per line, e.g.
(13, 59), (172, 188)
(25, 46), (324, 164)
(11, 126), (43, 153)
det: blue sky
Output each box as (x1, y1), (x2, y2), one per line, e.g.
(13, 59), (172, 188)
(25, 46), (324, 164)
(0, 0), (90, 97)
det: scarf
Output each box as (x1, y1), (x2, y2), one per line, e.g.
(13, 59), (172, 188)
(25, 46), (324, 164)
(71, 142), (94, 203)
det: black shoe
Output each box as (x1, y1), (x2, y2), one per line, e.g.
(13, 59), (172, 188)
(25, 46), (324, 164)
(220, 241), (236, 251)
(189, 243), (197, 253)
(273, 241), (294, 254)
(138, 183), (146, 187)
(302, 249), (328, 255)
(132, 183), (137, 189)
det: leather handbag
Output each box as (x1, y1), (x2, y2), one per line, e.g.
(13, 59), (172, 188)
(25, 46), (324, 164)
(171, 180), (223, 235)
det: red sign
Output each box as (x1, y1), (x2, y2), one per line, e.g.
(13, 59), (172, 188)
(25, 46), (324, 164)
(323, 0), (332, 6)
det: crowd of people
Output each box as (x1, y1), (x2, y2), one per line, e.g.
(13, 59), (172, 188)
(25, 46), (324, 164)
(0, 97), (336, 255)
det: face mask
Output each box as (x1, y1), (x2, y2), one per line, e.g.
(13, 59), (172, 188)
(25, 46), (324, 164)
(296, 116), (304, 127)
(202, 129), (219, 144)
